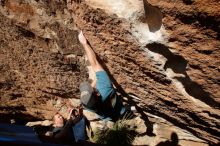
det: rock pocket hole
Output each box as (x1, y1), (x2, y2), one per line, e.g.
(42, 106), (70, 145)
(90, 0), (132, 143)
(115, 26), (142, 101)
(141, 0), (163, 32)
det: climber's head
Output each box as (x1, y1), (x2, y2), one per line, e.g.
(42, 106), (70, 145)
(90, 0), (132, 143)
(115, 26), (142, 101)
(53, 113), (64, 127)
(79, 81), (99, 110)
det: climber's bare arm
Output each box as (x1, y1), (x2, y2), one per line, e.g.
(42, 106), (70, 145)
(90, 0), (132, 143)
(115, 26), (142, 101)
(78, 31), (104, 72)
(91, 79), (96, 88)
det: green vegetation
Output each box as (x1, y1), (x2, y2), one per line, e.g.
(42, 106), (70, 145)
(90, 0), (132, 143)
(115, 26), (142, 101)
(92, 115), (138, 145)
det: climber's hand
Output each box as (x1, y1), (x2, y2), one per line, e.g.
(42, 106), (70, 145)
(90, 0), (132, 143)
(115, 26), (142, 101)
(78, 31), (87, 45)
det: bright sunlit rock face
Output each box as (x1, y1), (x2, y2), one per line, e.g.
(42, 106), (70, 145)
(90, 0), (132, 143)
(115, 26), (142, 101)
(131, 23), (167, 44)
(1, 0), (219, 145)
(86, 0), (144, 19)
(86, 0), (167, 44)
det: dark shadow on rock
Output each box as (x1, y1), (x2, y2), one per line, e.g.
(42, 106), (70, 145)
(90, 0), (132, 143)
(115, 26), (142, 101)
(127, 93), (156, 137)
(147, 105), (219, 145)
(182, 0), (194, 5)
(40, 88), (79, 99)
(141, 0), (163, 32)
(0, 105), (26, 112)
(50, 52), (82, 72)
(156, 132), (181, 146)
(176, 12), (220, 39)
(146, 42), (220, 109)
(0, 112), (42, 125)
(174, 76), (220, 108)
(210, 142), (220, 146)
(146, 43), (187, 74)
(16, 26), (35, 38)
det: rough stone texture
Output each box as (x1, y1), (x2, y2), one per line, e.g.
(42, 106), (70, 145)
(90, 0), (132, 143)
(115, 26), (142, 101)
(0, 0), (88, 121)
(0, 0), (219, 145)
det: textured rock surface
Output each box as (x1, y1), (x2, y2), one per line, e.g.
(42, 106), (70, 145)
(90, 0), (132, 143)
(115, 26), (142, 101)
(0, 0), (88, 121)
(0, 0), (219, 145)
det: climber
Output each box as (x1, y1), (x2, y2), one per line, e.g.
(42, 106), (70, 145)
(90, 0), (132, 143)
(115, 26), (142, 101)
(78, 31), (126, 121)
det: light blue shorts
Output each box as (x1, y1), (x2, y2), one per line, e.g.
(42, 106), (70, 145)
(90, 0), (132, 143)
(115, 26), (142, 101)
(96, 71), (114, 102)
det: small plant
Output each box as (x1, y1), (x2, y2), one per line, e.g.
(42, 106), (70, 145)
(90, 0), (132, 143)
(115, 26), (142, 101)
(92, 114), (138, 145)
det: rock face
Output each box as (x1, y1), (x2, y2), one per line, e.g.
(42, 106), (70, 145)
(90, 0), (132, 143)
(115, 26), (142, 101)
(0, 0), (219, 145)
